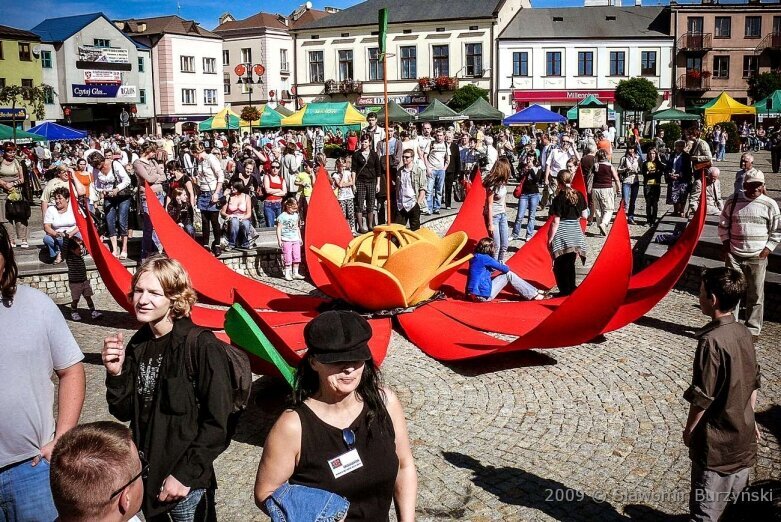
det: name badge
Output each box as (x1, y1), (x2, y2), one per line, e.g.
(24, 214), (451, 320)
(328, 449), (363, 479)
(647, 179), (656, 185)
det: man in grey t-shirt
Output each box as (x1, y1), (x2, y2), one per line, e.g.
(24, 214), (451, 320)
(0, 229), (85, 520)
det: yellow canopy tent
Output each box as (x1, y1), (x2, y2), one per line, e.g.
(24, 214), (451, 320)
(280, 102), (366, 131)
(696, 92), (756, 126)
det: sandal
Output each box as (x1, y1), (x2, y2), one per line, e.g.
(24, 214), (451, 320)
(532, 291), (548, 300)
(53, 255), (63, 264)
(119, 252), (128, 260)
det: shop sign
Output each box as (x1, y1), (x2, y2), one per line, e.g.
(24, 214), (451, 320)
(84, 70), (122, 84)
(78, 45), (129, 64)
(357, 94), (428, 105)
(0, 108), (27, 119)
(71, 84), (137, 99)
(118, 86), (137, 98)
(513, 90), (617, 102)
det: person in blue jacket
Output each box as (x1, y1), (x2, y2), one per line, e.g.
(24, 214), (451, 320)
(466, 237), (546, 301)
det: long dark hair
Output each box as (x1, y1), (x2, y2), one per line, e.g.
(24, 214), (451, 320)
(0, 225), (18, 301)
(292, 356), (392, 433)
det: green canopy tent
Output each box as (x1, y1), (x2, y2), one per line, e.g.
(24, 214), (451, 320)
(376, 101), (415, 123)
(752, 90), (781, 118)
(241, 105), (284, 129)
(0, 123), (46, 143)
(651, 108), (701, 121)
(274, 104), (294, 116)
(566, 95), (607, 120)
(461, 97), (504, 121)
(198, 107), (242, 131)
(415, 99), (465, 122)
(280, 102), (366, 133)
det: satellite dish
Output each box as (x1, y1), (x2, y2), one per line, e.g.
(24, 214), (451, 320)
(305, 1), (313, 9)
(32, 45), (41, 58)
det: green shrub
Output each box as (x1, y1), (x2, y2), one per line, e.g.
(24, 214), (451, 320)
(323, 143), (343, 158)
(658, 122), (682, 150)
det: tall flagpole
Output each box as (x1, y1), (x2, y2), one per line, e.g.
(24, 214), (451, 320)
(379, 8), (392, 225)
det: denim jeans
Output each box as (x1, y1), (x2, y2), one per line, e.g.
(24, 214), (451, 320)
(490, 270), (538, 300)
(727, 253), (768, 335)
(264, 201), (282, 227)
(426, 169), (446, 212)
(166, 488), (208, 522)
(622, 181), (640, 219)
(513, 192), (541, 238)
(42, 234), (64, 258)
(104, 196), (131, 237)
(717, 143), (726, 161)
(265, 482), (350, 522)
(492, 212), (509, 263)
(140, 192), (164, 259)
(0, 457), (58, 522)
(227, 217), (254, 248)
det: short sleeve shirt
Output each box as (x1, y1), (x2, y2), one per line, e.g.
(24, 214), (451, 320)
(277, 211), (302, 242)
(0, 286), (83, 467)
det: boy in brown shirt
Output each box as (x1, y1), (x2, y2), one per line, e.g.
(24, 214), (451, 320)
(684, 266), (761, 521)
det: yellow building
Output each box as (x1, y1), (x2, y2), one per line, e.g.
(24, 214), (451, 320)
(0, 24), (44, 129)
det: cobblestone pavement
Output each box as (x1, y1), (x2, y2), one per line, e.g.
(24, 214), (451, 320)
(60, 150), (780, 521)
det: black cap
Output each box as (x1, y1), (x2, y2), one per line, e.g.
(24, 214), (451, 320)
(304, 311), (372, 364)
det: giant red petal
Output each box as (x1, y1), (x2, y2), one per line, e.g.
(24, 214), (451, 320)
(505, 218), (556, 289)
(304, 166), (353, 298)
(430, 299), (553, 336)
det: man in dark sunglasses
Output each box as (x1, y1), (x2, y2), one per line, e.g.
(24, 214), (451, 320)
(50, 422), (145, 521)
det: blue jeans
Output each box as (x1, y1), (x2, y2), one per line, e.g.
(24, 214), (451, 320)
(492, 212), (509, 263)
(227, 217), (254, 248)
(140, 192), (164, 259)
(622, 181), (640, 219)
(0, 457), (58, 522)
(718, 143), (726, 161)
(513, 192), (541, 238)
(103, 196), (131, 237)
(265, 483), (350, 522)
(42, 234), (64, 258)
(264, 201), (282, 226)
(167, 488), (208, 522)
(426, 169), (446, 212)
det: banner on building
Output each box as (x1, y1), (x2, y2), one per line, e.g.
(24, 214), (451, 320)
(84, 70), (122, 84)
(357, 95), (427, 105)
(0, 108), (27, 119)
(78, 45), (129, 64)
(71, 84), (138, 99)
(118, 86), (137, 98)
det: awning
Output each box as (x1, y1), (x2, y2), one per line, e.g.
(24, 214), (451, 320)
(376, 101), (415, 123)
(566, 95), (607, 120)
(752, 90), (781, 113)
(0, 123), (46, 143)
(241, 105), (284, 129)
(651, 108), (701, 121)
(460, 97), (504, 121)
(198, 107), (242, 131)
(503, 104), (566, 125)
(281, 102), (366, 130)
(690, 92), (756, 126)
(28, 121), (88, 141)
(415, 99), (465, 122)
(274, 104), (294, 116)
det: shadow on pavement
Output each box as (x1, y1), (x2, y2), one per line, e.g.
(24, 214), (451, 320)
(756, 404), (781, 447)
(445, 350), (557, 377)
(634, 315), (697, 339)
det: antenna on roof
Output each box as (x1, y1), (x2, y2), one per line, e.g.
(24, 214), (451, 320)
(177, 1), (181, 15)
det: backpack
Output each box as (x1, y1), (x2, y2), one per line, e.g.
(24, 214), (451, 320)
(183, 327), (252, 414)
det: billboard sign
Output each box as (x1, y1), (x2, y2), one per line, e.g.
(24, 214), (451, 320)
(84, 70), (122, 84)
(71, 84), (138, 99)
(78, 45), (129, 64)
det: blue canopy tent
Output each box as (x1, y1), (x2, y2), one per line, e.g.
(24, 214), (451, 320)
(503, 104), (567, 125)
(28, 122), (88, 141)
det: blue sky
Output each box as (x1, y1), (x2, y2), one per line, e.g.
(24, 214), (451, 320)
(5, 0), (606, 32)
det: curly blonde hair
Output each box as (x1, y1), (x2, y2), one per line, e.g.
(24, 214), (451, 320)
(127, 255), (197, 318)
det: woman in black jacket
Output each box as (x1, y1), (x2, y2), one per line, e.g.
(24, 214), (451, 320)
(351, 134), (382, 233)
(102, 255), (234, 521)
(641, 148), (665, 225)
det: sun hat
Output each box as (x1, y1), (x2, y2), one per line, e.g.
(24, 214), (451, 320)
(304, 311), (372, 364)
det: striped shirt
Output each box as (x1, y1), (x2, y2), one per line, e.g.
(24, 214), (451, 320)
(718, 192), (781, 258)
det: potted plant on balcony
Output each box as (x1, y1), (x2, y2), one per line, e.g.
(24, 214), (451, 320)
(434, 76), (458, 92)
(325, 79), (339, 94)
(701, 70), (712, 79)
(418, 77), (434, 91)
(687, 70), (702, 80)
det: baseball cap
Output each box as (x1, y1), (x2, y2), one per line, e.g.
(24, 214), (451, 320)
(744, 169), (765, 185)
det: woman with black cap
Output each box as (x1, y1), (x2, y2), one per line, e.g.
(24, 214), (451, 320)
(255, 310), (417, 521)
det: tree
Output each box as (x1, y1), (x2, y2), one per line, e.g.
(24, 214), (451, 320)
(240, 105), (261, 124)
(447, 84), (489, 113)
(0, 83), (55, 142)
(747, 72), (781, 103)
(614, 77), (659, 114)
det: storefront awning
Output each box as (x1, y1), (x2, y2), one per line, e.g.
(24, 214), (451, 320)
(513, 89), (616, 103)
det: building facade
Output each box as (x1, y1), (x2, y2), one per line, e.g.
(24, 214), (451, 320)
(118, 16), (224, 134)
(0, 24), (44, 130)
(214, 5), (330, 114)
(291, 0), (527, 116)
(31, 13), (152, 133)
(497, 6), (674, 125)
(670, 0), (781, 111)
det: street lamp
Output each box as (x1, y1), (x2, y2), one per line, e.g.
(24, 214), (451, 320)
(235, 63), (265, 118)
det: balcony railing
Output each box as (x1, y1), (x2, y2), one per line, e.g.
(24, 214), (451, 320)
(324, 79), (363, 95)
(677, 72), (711, 91)
(418, 76), (459, 92)
(755, 32), (781, 54)
(677, 32), (712, 53)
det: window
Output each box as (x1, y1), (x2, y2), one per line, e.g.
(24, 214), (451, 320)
(775, 16), (781, 35)
(338, 50), (353, 80)
(41, 50), (52, 68)
(687, 17), (703, 34)
(745, 16), (761, 38)
(577, 51), (593, 76)
(180, 55), (195, 73)
(204, 89), (218, 105)
(546, 51), (561, 76)
(0, 42), (3, 60)
(241, 48), (252, 64)
(309, 51), (324, 83)
(223, 72), (231, 95)
(43, 87), (54, 104)
(18, 42), (31, 61)
(400, 46), (416, 79)
(713, 56), (729, 78)
(203, 57), (216, 74)
(714, 16), (731, 38)
(465, 43), (482, 77)
(93, 38), (110, 48)
(609, 51), (626, 76)
(641, 51), (657, 76)
(139, 89), (146, 104)
(137, 56), (144, 72)
(21, 79), (33, 100)
(512, 52), (528, 76)
(181, 88), (196, 105)
(368, 48), (383, 81)
(241, 81), (251, 95)
(222, 50), (229, 66)
(432, 45), (449, 77)
(280, 49), (289, 72)
(0, 78), (5, 90)
(743, 55), (759, 78)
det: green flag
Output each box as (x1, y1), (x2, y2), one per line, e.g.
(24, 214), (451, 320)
(378, 8), (388, 57)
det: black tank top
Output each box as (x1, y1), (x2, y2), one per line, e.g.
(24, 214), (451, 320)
(593, 163), (615, 189)
(291, 402), (399, 521)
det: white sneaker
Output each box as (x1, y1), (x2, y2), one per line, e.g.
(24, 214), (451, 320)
(91, 310), (103, 320)
(293, 273), (306, 280)
(71, 311), (82, 321)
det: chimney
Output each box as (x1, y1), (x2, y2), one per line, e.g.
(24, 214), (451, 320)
(635, 0), (641, 5)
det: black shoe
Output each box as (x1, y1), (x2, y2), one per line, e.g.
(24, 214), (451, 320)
(212, 245), (222, 257)
(433, 210), (440, 215)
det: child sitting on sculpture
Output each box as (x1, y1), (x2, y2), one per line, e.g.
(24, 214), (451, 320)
(465, 237), (546, 301)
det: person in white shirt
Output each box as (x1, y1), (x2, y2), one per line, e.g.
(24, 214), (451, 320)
(425, 129), (450, 214)
(543, 136), (579, 207)
(416, 123), (433, 174)
(365, 112), (386, 150)
(483, 136), (498, 175)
